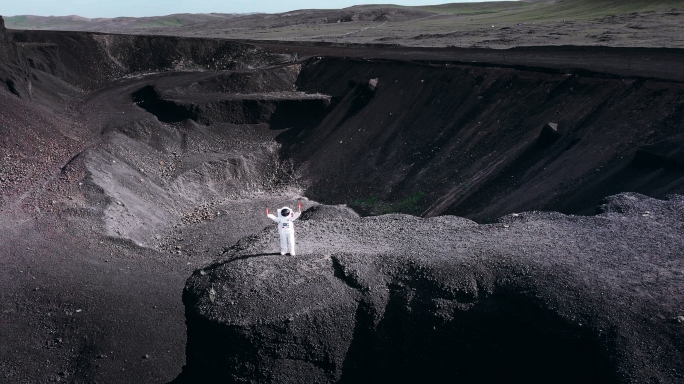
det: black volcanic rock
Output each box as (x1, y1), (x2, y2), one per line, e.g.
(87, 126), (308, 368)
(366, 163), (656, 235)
(537, 121), (561, 146)
(177, 193), (684, 383)
(0, 16), (12, 60)
(0, 16), (30, 98)
(632, 134), (684, 171)
(9, 29), (286, 88)
(299, 204), (360, 221)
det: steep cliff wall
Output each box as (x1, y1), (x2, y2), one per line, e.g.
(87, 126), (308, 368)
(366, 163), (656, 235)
(9, 30), (285, 89)
(0, 16), (14, 61)
(0, 16), (31, 98)
(284, 57), (684, 221)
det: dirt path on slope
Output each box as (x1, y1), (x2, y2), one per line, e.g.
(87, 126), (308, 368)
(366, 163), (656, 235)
(252, 42), (684, 82)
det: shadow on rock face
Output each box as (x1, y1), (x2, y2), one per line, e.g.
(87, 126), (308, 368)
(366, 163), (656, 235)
(299, 204), (360, 221)
(632, 134), (684, 172)
(132, 85), (194, 123)
(171, 283), (617, 384)
(339, 289), (617, 384)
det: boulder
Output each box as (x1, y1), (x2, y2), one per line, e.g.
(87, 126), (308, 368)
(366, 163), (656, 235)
(537, 121), (562, 146)
(368, 78), (378, 91)
(176, 193), (684, 383)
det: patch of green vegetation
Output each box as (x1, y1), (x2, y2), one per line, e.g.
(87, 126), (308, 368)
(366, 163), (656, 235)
(482, 0), (684, 23)
(393, 191), (426, 215)
(239, 21), (379, 39)
(355, 0), (680, 23)
(353, 191), (426, 216)
(137, 17), (186, 27)
(4, 16), (29, 27)
(411, 2), (530, 15)
(5, 16), (27, 23)
(398, 0), (684, 26)
(354, 195), (380, 206)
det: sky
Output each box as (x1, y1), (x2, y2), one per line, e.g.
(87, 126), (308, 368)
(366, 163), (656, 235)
(2, 0), (500, 18)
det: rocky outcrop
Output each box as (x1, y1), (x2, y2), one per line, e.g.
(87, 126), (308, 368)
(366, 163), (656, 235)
(131, 84), (331, 126)
(0, 16), (30, 98)
(633, 134), (684, 171)
(9, 29), (288, 89)
(298, 204), (360, 221)
(537, 121), (561, 146)
(176, 193), (684, 383)
(0, 16), (16, 62)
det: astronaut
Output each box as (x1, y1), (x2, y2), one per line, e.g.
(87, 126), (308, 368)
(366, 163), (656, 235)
(266, 203), (302, 256)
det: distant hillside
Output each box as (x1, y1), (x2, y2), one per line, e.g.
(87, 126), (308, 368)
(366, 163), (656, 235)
(5, 0), (684, 48)
(5, 13), (241, 32)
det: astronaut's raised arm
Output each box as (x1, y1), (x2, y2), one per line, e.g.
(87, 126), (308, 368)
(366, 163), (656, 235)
(266, 208), (279, 222)
(292, 203), (302, 220)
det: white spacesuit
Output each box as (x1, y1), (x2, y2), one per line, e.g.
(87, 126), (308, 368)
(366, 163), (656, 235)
(266, 204), (301, 255)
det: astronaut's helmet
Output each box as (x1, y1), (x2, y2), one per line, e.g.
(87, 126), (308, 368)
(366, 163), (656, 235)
(280, 208), (291, 217)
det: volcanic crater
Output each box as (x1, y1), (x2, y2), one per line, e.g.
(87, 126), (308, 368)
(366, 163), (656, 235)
(0, 12), (683, 384)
